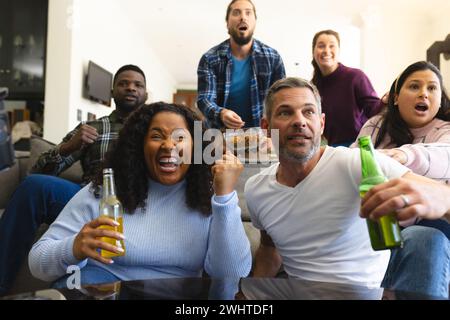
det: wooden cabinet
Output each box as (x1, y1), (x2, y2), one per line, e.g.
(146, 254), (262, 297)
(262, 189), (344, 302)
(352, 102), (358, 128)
(0, 0), (48, 100)
(173, 90), (198, 109)
(8, 108), (30, 129)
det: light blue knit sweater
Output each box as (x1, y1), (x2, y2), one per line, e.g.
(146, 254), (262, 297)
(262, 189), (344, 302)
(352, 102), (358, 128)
(29, 179), (252, 282)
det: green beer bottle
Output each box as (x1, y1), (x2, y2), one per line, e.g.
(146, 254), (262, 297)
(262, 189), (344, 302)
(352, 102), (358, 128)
(358, 136), (403, 251)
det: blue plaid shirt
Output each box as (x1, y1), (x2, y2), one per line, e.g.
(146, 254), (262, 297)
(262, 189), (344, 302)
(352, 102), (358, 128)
(197, 39), (286, 128)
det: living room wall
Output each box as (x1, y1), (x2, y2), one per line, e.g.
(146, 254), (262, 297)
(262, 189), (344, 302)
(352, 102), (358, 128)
(230, 2), (448, 98)
(358, 8), (449, 97)
(43, 0), (176, 143)
(287, 7), (448, 97)
(42, 0), (449, 144)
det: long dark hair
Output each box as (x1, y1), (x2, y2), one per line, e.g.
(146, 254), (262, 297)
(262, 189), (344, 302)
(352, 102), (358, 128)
(92, 102), (213, 215)
(311, 29), (340, 86)
(375, 61), (450, 148)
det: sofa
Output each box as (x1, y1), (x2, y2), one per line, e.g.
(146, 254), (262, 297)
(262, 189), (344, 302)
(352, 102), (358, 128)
(0, 136), (83, 211)
(0, 135), (261, 296)
(0, 135), (83, 295)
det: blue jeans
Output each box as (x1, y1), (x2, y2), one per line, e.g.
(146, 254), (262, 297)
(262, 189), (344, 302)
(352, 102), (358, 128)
(0, 174), (81, 295)
(52, 265), (120, 289)
(417, 219), (450, 240)
(382, 225), (450, 298)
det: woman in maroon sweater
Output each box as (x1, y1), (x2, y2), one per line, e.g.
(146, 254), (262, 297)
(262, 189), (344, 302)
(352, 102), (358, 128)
(311, 29), (384, 147)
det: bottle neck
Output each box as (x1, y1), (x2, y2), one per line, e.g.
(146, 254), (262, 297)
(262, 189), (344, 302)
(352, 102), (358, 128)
(102, 174), (116, 198)
(359, 138), (387, 193)
(360, 146), (385, 180)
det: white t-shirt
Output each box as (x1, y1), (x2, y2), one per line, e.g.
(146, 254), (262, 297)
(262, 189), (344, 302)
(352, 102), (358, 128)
(244, 146), (410, 287)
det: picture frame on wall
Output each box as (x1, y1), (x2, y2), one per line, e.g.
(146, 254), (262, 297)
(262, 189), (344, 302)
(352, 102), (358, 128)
(87, 112), (96, 121)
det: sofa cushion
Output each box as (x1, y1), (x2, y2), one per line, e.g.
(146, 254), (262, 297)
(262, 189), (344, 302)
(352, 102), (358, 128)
(0, 161), (20, 209)
(28, 135), (83, 184)
(27, 135), (55, 174)
(17, 156), (30, 182)
(59, 161), (83, 184)
(243, 221), (260, 260)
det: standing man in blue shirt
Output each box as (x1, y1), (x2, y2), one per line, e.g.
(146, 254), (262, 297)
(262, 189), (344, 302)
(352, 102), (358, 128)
(197, 0), (286, 129)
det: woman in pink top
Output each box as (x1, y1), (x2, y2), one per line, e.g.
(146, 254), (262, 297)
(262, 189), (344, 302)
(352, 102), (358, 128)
(354, 61), (450, 298)
(354, 61), (450, 230)
(353, 61), (450, 183)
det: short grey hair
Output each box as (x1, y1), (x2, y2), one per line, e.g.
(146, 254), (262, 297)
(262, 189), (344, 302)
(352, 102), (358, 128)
(264, 77), (322, 121)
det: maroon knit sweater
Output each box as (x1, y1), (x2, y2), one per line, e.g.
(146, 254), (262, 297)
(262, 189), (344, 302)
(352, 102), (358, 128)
(315, 63), (383, 145)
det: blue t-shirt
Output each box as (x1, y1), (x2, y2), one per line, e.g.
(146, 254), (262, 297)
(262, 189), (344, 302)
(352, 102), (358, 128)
(226, 56), (252, 126)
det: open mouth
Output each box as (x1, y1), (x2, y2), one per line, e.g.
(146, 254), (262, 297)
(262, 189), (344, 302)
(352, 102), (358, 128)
(287, 134), (311, 142)
(238, 25), (248, 32)
(415, 103), (429, 112)
(158, 156), (180, 173)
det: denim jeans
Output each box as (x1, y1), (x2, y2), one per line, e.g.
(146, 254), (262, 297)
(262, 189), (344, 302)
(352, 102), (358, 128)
(416, 219), (450, 240)
(52, 265), (120, 289)
(382, 225), (450, 298)
(0, 174), (81, 295)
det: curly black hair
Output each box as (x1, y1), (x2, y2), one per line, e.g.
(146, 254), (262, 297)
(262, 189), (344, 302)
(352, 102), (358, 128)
(375, 61), (450, 148)
(92, 102), (213, 215)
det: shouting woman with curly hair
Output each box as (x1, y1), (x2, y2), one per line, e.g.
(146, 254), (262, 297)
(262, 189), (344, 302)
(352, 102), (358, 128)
(28, 102), (252, 287)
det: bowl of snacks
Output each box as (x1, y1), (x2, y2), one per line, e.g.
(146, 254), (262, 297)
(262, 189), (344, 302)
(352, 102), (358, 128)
(223, 127), (275, 163)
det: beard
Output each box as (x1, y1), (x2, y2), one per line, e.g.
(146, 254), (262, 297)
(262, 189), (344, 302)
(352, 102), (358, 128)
(228, 28), (253, 46)
(278, 135), (321, 164)
(114, 97), (144, 114)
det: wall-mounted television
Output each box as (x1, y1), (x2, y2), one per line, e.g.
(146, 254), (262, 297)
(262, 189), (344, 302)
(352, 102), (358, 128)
(85, 61), (112, 107)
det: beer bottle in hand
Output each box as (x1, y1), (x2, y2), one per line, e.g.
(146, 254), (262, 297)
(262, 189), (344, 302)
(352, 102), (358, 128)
(358, 136), (403, 250)
(99, 168), (125, 258)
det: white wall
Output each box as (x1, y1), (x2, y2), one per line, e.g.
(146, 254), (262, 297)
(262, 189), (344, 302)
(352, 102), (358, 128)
(357, 6), (437, 96)
(44, 0), (177, 143)
(328, 3), (449, 97)
(429, 14), (450, 91)
(257, 2), (448, 98)
(254, 7), (362, 84)
(43, 0), (73, 143)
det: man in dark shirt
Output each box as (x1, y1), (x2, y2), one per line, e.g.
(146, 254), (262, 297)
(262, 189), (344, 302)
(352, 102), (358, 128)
(0, 64), (147, 296)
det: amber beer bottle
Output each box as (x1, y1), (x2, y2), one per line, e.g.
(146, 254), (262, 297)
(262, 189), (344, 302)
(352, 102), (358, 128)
(358, 136), (403, 250)
(99, 168), (125, 258)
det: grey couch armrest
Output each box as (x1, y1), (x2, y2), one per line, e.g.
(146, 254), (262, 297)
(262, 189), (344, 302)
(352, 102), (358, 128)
(59, 161), (83, 184)
(0, 161), (21, 209)
(28, 135), (83, 184)
(243, 221), (261, 260)
(0, 136), (84, 210)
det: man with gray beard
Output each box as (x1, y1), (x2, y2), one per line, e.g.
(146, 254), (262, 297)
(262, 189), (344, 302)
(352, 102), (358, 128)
(197, 0), (285, 129)
(244, 77), (450, 292)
